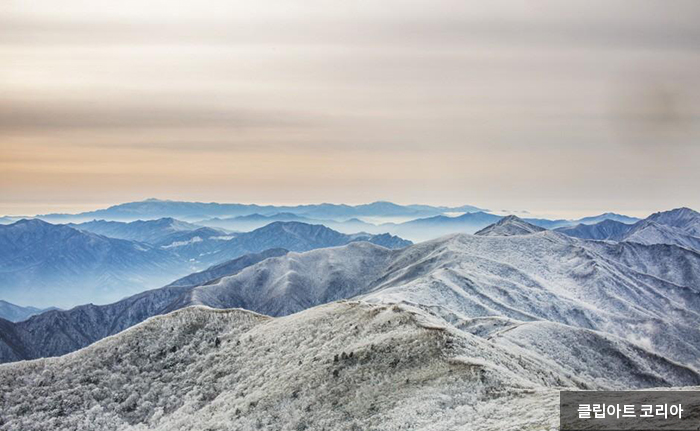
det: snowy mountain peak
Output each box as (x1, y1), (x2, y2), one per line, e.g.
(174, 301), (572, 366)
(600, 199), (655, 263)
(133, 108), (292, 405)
(647, 207), (700, 236)
(474, 215), (546, 236)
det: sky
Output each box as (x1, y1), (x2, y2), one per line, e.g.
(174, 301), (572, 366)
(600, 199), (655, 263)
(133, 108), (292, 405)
(1, 0), (699, 218)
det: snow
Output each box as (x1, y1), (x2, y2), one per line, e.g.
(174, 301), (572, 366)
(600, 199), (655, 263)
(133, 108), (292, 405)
(2, 301), (697, 430)
(0, 303), (584, 430)
(474, 215), (545, 236)
(2, 211), (700, 430)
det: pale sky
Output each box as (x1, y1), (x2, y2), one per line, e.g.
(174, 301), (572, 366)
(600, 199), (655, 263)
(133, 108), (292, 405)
(1, 0), (699, 218)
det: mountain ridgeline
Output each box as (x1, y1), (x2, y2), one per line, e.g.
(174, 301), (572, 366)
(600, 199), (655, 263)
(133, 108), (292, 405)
(2, 213), (700, 430)
(556, 207), (700, 252)
(2, 213), (700, 371)
(31, 199), (485, 223)
(0, 208), (699, 430)
(0, 219), (411, 308)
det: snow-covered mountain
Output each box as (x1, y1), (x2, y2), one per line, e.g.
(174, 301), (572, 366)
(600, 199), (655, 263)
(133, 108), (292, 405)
(0, 248), (289, 363)
(4, 225), (699, 372)
(381, 211), (639, 242)
(555, 219), (634, 240)
(622, 219), (700, 251)
(0, 234), (403, 364)
(2, 214), (700, 429)
(167, 248), (290, 288)
(0, 300), (56, 323)
(164, 231), (700, 368)
(556, 208), (700, 252)
(647, 207), (700, 237)
(0, 219), (411, 308)
(2, 302), (699, 431)
(69, 218), (235, 263)
(198, 221), (411, 265)
(474, 215), (545, 236)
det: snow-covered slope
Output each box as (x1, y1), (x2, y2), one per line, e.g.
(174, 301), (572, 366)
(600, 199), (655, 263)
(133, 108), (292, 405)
(0, 219), (411, 308)
(647, 207), (700, 237)
(622, 220), (700, 251)
(381, 212), (639, 242)
(2, 302), (697, 431)
(166, 248), (290, 288)
(474, 215), (545, 236)
(0, 248), (290, 362)
(157, 231), (700, 369)
(203, 221), (411, 264)
(168, 242), (397, 315)
(3, 229), (700, 372)
(555, 219), (634, 240)
(556, 207), (700, 252)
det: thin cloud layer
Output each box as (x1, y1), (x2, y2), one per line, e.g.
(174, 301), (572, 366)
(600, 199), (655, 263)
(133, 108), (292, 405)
(1, 0), (699, 216)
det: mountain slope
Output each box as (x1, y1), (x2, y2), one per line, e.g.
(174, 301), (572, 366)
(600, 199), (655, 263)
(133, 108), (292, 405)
(0, 219), (191, 308)
(0, 300), (55, 323)
(71, 219), (234, 264)
(555, 219), (634, 240)
(622, 219), (700, 251)
(197, 212), (381, 235)
(69, 217), (203, 244)
(385, 212), (638, 242)
(474, 215), (545, 236)
(160, 232), (700, 369)
(166, 248), (290, 287)
(386, 211), (502, 241)
(3, 229), (700, 371)
(647, 207), (700, 237)
(555, 207), (700, 252)
(575, 212), (640, 225)
(0, 219), (410, 308)
(199, 213), (314, 231)
(0, 248), (292, 362)
(2, 302), (697, 431)
(204, 221), (411, 264)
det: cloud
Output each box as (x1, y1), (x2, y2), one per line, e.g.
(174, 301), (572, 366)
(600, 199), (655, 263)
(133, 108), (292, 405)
(1, 0), (699, 215)
(0, 98), (309, 132)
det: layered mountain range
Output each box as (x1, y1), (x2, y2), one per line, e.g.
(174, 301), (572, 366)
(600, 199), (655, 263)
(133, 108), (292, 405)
(556, 207), (700, 252)
(1, 199), (646, 243)
(0, 219), (410, 308)
(23, 199), (484, 223)
(0, 206), (698, 430)
(2, 213), (699, 370)
(1, 213), (700, 430)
